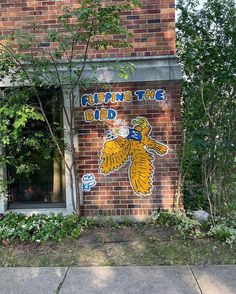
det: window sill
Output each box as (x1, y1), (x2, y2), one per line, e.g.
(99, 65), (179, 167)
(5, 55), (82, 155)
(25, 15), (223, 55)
(9, 203), (66, 209)
(6, 207), (72, 216)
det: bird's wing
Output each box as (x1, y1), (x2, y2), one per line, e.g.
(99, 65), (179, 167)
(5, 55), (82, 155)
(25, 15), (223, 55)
(144, 139), (168, 155)
(100, 136), (130, 174)
(152, 142), (168, 155)
(129, 142), (154, 196)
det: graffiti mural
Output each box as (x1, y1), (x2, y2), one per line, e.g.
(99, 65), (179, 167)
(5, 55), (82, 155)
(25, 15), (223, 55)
(81, 89), (165, 123)
(82, 174), (96, 192)
(100, 117), (168, 196)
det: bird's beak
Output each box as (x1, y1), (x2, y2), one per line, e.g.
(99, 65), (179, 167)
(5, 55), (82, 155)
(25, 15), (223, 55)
(132, 117), (144, 126)
(131, 118), (139, 125)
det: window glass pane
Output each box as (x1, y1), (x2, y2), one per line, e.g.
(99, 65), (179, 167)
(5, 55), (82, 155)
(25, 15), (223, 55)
(6, 88), (65, 205)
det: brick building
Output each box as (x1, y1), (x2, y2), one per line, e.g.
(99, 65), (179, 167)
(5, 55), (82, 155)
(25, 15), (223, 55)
(0, 0), (182, 218)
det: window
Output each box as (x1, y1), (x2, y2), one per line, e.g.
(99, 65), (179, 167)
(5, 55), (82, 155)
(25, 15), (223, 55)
(4, 88), (66, 209)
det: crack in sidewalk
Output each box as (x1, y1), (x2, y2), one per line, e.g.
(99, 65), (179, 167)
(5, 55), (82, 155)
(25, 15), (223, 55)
(55, 267), (69, 294)
(189, 265), (203, 294)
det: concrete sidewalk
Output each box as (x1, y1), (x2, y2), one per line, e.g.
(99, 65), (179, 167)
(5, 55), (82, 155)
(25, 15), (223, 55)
(0, 265), (235, 294)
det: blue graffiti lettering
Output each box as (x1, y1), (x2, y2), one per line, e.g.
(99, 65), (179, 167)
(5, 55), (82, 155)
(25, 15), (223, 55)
(81, 94), (88, 106)
(94, 93), (99, 104)
(134, 90), (145, 101)
(82, 174), (96, 192)
(105, 92), (112, 103)
(115, 92), (124, 102)
(94, 109), (100, 120)
(155, 89), (165, 101)
(107, 109), (117, 120)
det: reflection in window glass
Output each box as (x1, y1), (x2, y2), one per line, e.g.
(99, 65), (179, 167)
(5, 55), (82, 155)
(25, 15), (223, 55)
(7, 88), (65, 205)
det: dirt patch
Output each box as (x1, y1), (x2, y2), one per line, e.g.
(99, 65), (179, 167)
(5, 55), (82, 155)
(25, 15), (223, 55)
(139, 225), (176, 240)
(77, 229), (101, 246)
(0, 225), (235, 267)
(93, 227), (144, 243)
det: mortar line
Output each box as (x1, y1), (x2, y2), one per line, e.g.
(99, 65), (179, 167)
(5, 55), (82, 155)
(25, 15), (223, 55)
(56, 267), (69, 294)
(189, 265), (203, 294)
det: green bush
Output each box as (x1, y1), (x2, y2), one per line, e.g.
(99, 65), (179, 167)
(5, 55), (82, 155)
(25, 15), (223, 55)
(1, 210), (235, 245)
(215, 205), (236, 229)
(0, 212), (93, 243)
(149, 210), (203, 238)
(208, 206), (236, 244)
(149, 209), (236, 244)
(208, 225), (236, 245)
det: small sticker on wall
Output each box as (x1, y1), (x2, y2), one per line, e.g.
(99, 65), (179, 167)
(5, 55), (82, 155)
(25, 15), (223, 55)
(82, 174), (96, 192)
(100, 116), (168, 196)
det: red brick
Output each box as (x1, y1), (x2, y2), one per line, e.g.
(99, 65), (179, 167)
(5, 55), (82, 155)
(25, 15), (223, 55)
(1, 1), (181, 217)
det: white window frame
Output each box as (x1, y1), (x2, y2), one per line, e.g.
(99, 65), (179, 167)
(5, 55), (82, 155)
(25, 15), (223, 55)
(0, 86), (79, 216)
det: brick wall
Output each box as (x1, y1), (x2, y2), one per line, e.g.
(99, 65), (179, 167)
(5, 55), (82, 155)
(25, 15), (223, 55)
(0, 0), (176, 58)
(77, 81), (181, 217)
(0, 0), (182, 217)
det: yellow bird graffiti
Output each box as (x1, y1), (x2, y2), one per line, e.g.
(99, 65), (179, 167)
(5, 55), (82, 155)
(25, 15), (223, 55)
(100, 117), (168, 196)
